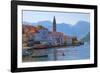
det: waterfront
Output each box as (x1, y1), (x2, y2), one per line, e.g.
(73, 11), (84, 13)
(22, 42), (90, 62)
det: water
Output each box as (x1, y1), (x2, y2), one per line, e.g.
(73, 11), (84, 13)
(48, 42), (90, 61)
(22, 42), (90, 62)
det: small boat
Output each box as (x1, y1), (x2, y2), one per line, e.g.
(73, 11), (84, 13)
(31, 55), (48, 58)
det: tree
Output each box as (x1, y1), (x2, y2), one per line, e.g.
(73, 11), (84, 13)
(37, 25), (45, 29)
(72, 36), (78, 45)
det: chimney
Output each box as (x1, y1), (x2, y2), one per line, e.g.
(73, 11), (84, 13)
(53, 16), (56, 32)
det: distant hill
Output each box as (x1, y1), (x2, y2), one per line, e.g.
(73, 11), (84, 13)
(73, 21), (90, 39)
(22, 24), (39, 36)
(37, 21), (52, 31)
(23, 20), (90, 39)
(81, 32), (90, 42)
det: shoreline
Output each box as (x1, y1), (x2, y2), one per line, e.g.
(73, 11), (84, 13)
(23, 42), (84, 50)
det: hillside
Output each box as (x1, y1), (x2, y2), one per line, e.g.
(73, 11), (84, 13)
(23, 20), (90, 39)
(81, 32), (90, 42)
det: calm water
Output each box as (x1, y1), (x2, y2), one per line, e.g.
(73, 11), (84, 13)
(22, 42), (90, 62)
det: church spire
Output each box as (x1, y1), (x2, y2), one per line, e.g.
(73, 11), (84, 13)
(53, 16), (56, 32)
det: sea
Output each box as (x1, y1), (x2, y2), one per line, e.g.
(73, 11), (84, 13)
(22, 42), (90, 62)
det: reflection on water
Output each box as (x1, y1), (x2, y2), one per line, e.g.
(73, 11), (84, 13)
(22, 42), (90, 62)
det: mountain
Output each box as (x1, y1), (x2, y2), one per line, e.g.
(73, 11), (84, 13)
(57, 23), (74, 36)
(57, 21), (90, 38)
(37, 21), (52, 31)
(73, 21), (90, 39)
(23, 20), (90, 39)
(81, 32), (90, 42)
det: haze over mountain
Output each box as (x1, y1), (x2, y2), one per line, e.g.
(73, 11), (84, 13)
(23, 20), (90, 39)
(81, 32), (90, 42)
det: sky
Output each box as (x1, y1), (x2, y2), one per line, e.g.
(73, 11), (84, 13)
(22, 10), (90, 25)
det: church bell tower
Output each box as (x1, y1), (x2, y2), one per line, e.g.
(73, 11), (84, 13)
(53, 16), (56, 32)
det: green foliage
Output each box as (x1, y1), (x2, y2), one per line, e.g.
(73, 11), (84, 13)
(72, 36), (78, 45)
(72, 36), (77, 40)
(64, 41), (67, 45)
(37, 25), (45, 29)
